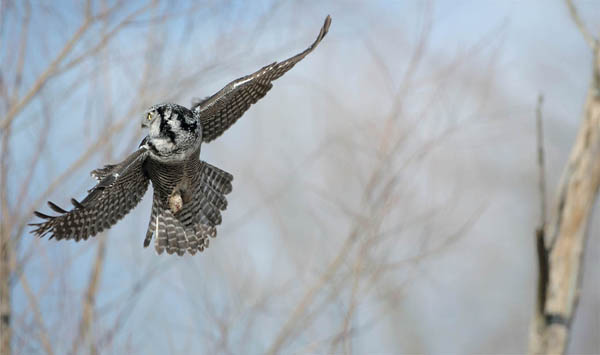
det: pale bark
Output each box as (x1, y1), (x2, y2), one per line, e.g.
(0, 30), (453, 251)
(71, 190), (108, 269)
(529, 9), (600, 351)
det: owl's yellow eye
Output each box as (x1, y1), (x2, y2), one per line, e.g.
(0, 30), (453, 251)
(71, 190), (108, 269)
(147, 112), (153, 121)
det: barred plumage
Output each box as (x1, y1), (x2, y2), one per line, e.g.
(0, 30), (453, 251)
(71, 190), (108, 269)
(29, 16), (330, 256)
(30, 149), (150, 241)
(193, 15), (331, 142)
(142, 151), (232, 255)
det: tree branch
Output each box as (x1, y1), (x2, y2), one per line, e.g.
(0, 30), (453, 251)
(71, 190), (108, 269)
(529, 10), (600, 351)
(565, 0), (598, 50)
(0, 18), (93, 131)
(71, 238), (107, 355)
(535, 94), (547, 229)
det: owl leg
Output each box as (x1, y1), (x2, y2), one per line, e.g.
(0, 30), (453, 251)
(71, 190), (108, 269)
(168, 190), (183, 214)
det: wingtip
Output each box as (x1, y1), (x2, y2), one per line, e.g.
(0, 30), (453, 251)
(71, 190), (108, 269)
(34, 211), (53, 220)
(310, 15), (331, 49)
(324, 15), (332, 32)
(28, 223), (52, 239)
(48, 201), (68, 214)
(71, 198), (84, 209)
(320, 15), (332, 39)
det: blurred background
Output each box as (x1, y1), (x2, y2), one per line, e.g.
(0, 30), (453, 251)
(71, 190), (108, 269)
(1, 0), (599, 354)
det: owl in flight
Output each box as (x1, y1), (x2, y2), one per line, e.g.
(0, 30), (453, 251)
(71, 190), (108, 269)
(30, 16), (331, 256)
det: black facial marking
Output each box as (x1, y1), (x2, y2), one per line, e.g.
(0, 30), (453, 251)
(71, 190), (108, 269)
(159, 115), (177, 143)
(146, 140), (158, 153)
(156, 106), (165, 118)
(177, 114), (197, 133)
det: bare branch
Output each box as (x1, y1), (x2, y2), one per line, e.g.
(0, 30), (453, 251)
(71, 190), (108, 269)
(529, 23), (600, 355)
(58, 1), (156, 74)
(18, 274), (53, 355)
(10, 1), (31, 104)
(535, 94), (547, 228)
(565, 0), (598, 50)
(71, 238), (107, 354)
(266, 228), (359, 355)
(0, 1), (153, 131)
(0, 18), (93, 130)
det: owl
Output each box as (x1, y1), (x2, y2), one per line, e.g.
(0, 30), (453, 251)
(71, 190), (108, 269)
(30, 16), (331, 256)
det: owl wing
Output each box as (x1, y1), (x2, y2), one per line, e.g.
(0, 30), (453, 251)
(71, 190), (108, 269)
(30, 148), (150, 241)
(193, 15), (331, 143)
(90, 163), (117, 181)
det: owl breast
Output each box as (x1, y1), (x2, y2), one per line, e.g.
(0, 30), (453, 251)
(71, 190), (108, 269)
(144, 148), (202, 204)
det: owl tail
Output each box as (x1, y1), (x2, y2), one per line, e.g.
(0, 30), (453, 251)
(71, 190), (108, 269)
(143, 161), (233, 256)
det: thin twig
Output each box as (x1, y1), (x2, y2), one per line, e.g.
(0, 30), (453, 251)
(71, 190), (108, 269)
(266, 228), (360, 355)
(0, 0), (144, 131)
(71, 238), (107, 355)
(14, 101), (51, 218)
(18, 274), (54, 355)
(10, 1), (31, 104)
(536, 94), (547, 228)
(533, 92), (549, 317)
(0, 18), (93, 130)
(58, 1), (156, 74)
(532, 93), (551, 339)
(565, 0), (598, 50)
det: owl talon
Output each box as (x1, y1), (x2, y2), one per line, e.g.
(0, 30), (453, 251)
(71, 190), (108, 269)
(168, 191), (184, 214)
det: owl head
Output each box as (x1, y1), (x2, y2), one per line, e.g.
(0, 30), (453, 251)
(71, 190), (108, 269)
(141, 103), (201, 159)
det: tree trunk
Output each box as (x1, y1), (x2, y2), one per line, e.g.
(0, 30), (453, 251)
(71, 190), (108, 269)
(529, 46), (600, 354)
(0, 226), (11, 355)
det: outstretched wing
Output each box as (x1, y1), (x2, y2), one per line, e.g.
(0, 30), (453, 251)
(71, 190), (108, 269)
(193, 15), (331, 143)
(30, 148), (150, 241)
